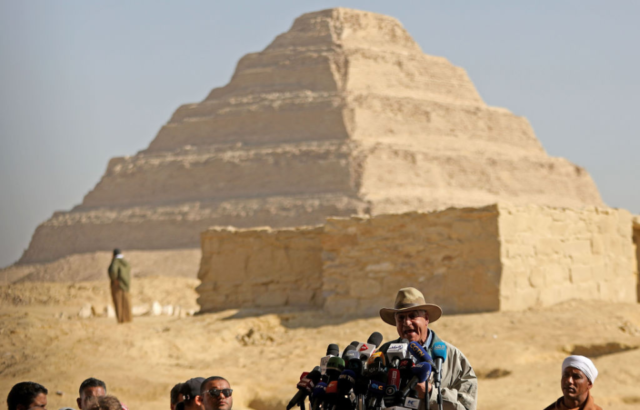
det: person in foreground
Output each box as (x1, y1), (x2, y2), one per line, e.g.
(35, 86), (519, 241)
(108, 248), (132, 323)
(378, 287), (477, 410)
(170, 383), (184, 410)
(77, 378), (107, 410)
(544, 355), (602, 410)
(178, 378), (205, 410)
(6, 382), (48, 410)
(196, 377), (233, 410)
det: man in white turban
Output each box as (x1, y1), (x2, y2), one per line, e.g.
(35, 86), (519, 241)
(543, 355), (602, 410)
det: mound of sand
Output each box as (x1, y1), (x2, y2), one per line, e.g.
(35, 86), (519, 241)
(1, 278), (639, 410)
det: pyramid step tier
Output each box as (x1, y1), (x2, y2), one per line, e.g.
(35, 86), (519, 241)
(19, 194), (369, 264)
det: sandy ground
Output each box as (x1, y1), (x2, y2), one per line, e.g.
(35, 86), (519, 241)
(1, 277), (640, 410)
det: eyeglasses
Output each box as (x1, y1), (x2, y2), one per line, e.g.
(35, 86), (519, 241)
(395, 311), (426, 323)
(206, 389), (233, 398)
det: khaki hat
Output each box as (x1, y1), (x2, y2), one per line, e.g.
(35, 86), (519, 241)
(379, 287), (442, 326)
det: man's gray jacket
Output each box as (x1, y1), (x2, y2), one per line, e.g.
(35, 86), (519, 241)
(378, 330), (477, 410)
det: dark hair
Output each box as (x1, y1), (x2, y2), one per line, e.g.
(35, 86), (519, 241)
(113, 249), (121, 256)
(170, 383), (183, 405)
(7, 382), (48, 410)
(79, 378), (107, 396)
(200, 377), (228, 393)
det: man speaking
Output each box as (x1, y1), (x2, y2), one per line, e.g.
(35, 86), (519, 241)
(378, 287), (477, 410)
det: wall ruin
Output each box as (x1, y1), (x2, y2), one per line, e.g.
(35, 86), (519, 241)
(197, 204), (638, 314)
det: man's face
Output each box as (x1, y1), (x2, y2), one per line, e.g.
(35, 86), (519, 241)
(561, 367), (592, 403)
(27, 393), (47, 410)
(201, 380), (233, 410)
(395, 310), (429, 343)
(77, 386), (106, 410)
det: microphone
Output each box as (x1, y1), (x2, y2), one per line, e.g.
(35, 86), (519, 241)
(310, 381), (327, 410)
(432, 341), (447, 386)
(399, 362), (431, 401)
(325, 357), (346, 381)
(408, 341), (433, 364)
(386, 340), (409, 368)
(357, 332), (383, 363)
(398, 358), (414, 391)
(343, 349), (360, 368)
(337, 369), (356, 395)
(367, 380), (386, 410)
(342, 344), (357, 361)
(286, 367), (322, 410)
(365, 352), (387, 383)
(383, 368), (401, 407)
(323, 381), (339, 410)
(320, 344), (340, 375)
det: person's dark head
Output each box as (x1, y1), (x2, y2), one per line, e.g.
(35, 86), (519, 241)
(197, 377), (232, 410)
(7, 382), (48, 410)
(170, 383), (184, 410)
(77, 378), (107, 410)
(113, 249), (121, 257)
(84, 395), (122, 410)
(179, 378), (204, 410)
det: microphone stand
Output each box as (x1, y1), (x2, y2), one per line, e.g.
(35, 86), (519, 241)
(436, 381), (443, 410)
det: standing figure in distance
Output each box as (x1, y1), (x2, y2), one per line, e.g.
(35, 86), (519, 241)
(108, 248), (132, 323)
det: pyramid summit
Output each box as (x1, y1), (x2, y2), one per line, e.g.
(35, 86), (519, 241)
(19, 8), (602, 266)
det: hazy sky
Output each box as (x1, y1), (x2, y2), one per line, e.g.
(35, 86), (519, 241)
(1, 1), (638, 268)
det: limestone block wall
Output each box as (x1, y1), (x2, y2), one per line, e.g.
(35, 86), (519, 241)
(196, 204), (638, 315)
(498, 205), (638, 310)
(321, 207), (502, 316)
(197, 226), (324, 312)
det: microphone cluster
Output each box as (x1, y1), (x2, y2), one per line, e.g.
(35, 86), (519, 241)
(287, 333), (447, 410)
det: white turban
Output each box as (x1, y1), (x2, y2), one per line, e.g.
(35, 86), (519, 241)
(562, 355), (598, 383)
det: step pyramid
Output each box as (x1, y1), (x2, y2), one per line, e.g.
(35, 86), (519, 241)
(20, 8), (603, 264)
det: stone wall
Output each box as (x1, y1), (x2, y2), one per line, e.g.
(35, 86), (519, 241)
(321, 207), (502, 315)
(498, 205), (638, 310)
(197, 204), (638, 314)
(197, 226), (324, 312)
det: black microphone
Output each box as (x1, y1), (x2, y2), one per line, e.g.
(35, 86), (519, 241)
(286, 367), (322, 410)
(398, 358), (414, 391)
(320, 343), (340, 376)
(342, 344), (357, 361)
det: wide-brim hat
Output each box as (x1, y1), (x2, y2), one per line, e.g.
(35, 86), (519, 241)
(379, 287), (442, 326)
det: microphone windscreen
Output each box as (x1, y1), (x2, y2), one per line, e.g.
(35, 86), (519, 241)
(350, 341), (360, 347)
(367, 331), (384, 346)
(433, 341), (447, 361)
(411, 362), (432, 383)
(408, 342), (431, 363)
(343, 350), (359, 363)
(337, 369), (356, 394)
(327, 343), (340, 356)
(311, 382), (327, 399)
(342, 344), (356, 359)
(327, 357), (346, 372)
(307, 368), (323, 383)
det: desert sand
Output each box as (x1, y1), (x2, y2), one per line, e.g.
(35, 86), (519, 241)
(1, 277), (639, 410)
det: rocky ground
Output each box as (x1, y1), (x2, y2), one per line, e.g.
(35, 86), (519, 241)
(1, 277), (640, 410)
